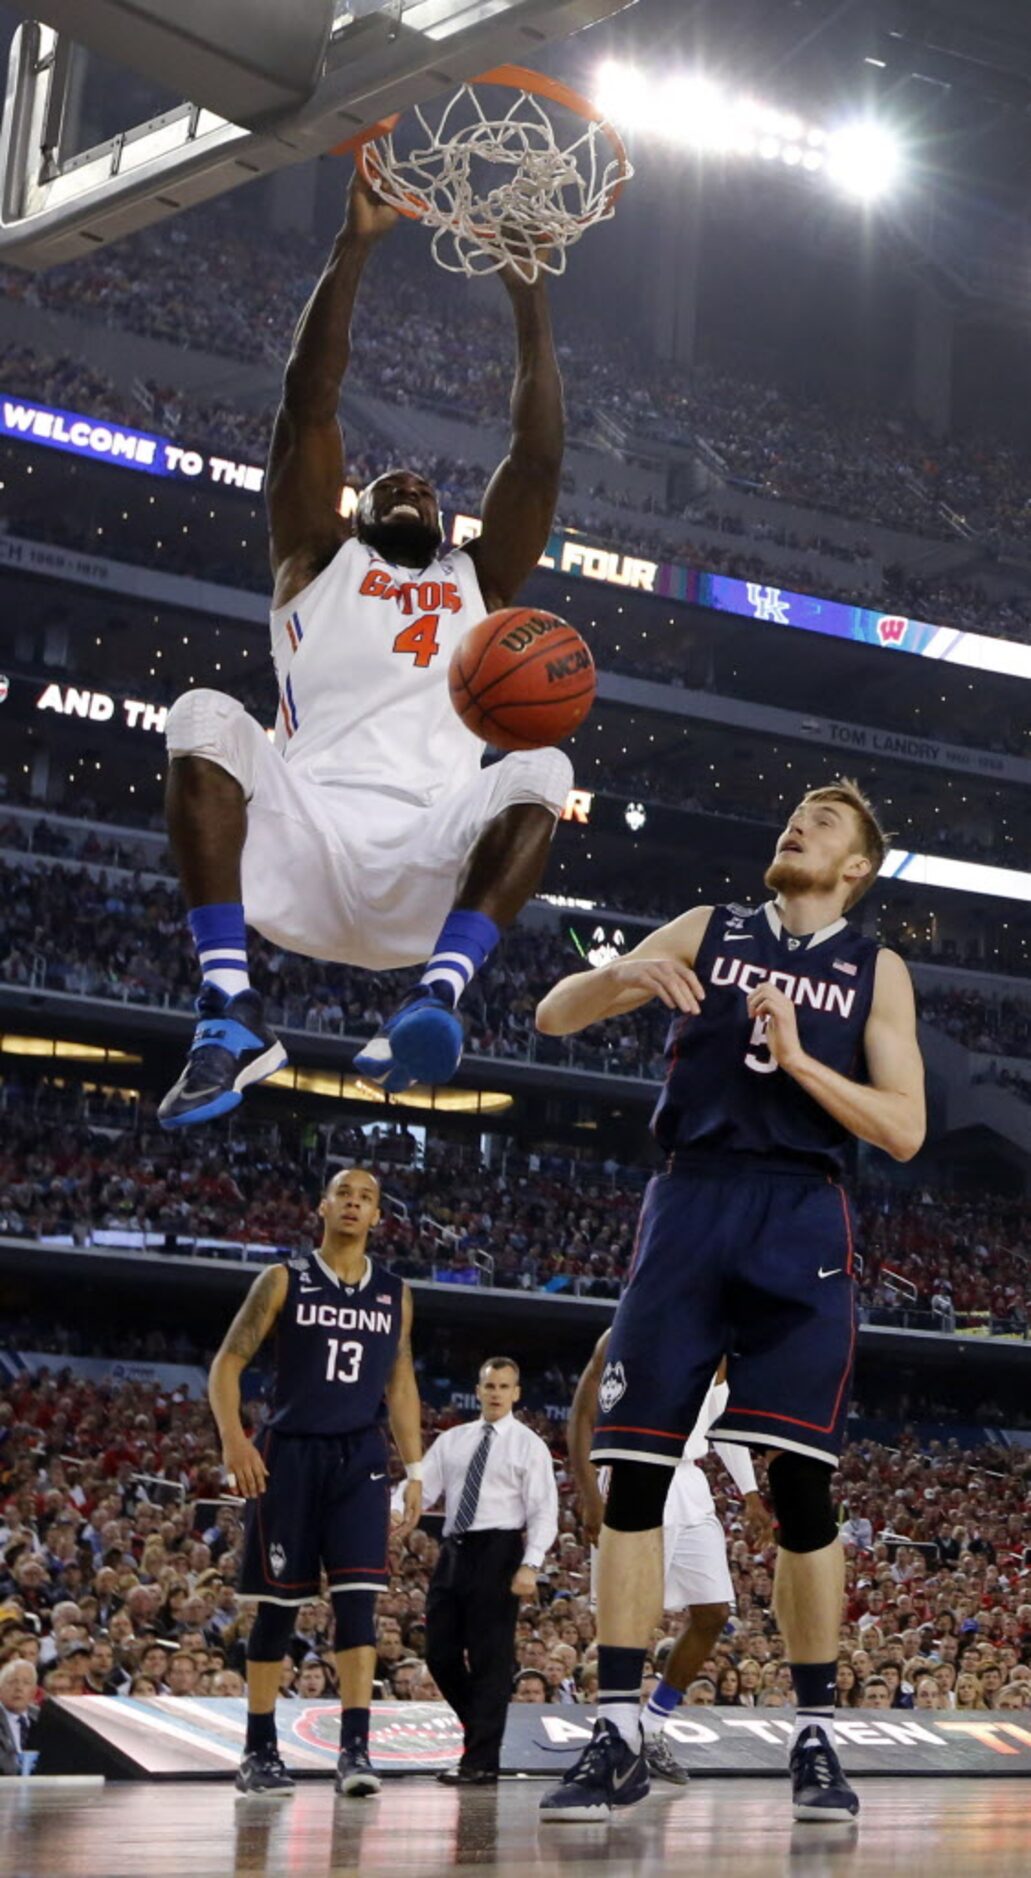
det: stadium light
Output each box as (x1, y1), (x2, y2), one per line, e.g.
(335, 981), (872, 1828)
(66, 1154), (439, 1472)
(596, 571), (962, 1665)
(824, 121), (903, 202)
(595, 61), (905, 200)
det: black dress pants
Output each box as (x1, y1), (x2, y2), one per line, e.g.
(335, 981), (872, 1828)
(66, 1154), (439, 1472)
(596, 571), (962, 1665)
(425, 1529), (523, 1773)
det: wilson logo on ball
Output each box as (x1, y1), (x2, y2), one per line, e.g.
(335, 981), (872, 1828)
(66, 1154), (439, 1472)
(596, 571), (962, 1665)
(500, 614), (554, 654)
(449, 607), (596, 753)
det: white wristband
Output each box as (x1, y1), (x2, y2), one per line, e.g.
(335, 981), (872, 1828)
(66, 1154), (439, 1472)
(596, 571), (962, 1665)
(405, 1461), (424, 1482)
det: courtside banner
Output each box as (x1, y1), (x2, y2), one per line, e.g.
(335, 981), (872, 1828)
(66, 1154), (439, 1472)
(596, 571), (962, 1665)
(37, 1699), (1031, 1778)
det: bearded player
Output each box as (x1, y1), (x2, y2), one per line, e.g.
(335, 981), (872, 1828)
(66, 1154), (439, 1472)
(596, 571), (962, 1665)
(159, 172), (569, 1127)
(537, 781), (925, 1824)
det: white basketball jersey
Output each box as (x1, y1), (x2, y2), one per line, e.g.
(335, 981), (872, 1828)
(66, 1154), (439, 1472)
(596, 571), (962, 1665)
(269, 535), (487, 804)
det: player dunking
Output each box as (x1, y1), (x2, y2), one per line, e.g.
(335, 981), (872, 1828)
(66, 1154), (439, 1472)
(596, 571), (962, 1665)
(159, 172), (569, 1127)
(569, 1333), (773, 1788)
(208, 1167), (423, 1796)
(537, 780), (925, 1823)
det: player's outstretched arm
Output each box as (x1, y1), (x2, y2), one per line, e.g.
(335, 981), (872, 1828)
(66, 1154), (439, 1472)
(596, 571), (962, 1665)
(567, 1330), (610, 1546)
(385, 1286), (424, 1541)
(746, 948), (926, 1162)
(467, 269), (564, 611)
(266, 173), (397, 611)
(208, 1263), (289, 1497)
(536, 905), (712, 1036)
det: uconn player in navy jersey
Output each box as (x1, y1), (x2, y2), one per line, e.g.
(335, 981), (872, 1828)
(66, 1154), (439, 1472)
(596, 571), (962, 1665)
(159, 171), (571, 1129)
(208, 1167), (423, 1797)
(537, 780), (925, 1827)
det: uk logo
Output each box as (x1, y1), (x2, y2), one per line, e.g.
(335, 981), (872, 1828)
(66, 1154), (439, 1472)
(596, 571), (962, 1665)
(599, 1361), (627, 1415)
(269, 1543), (287, 1578)
(876, 615), (908, 645)
(746, 584), (790, 624)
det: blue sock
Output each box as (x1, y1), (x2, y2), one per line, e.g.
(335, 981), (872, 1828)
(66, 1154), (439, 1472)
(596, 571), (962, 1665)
(188, 902), (250, 999)
(598, 1644), (646, 1749)
(641, 1675), (684, 1737)
(419, 910), (500, 1008)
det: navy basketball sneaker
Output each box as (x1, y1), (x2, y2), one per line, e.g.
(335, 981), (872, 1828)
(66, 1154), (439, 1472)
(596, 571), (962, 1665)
(335, 1744), (382, 1798)
(353, 987), (463, 1094)
(789, 1725), (859, 1822)
(235, 1747), (296, 1796)
(158, 985), (287, 1129)
(539, 1718), (649, 1823)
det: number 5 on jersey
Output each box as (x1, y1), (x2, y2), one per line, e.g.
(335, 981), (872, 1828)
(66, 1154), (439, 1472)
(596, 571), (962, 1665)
(393, 613), (440, 668)
(745, 1015), (777, 1075)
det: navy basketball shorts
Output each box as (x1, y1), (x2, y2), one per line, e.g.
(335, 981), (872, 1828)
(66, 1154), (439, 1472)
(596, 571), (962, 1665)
(239, 1424), (392, 1604)
(592, 1161), (857, 1471)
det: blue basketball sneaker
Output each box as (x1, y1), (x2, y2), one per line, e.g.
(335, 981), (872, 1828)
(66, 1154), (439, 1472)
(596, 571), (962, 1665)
(353, 988), (463, 1094)
(539, 1718), (649, 1823)
(790, 1725), (859, 1822)
(158, 985), (288, 1129)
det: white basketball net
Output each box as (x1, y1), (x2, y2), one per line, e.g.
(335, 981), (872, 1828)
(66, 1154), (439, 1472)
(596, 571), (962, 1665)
(359, 80), (631, 282)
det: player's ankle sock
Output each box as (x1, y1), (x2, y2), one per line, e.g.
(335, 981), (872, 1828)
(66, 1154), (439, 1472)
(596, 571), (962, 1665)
(597, 1645), (646, 1749)
(245, 1708), (277, 1755)
(340, 1706), (370, 1754)
(789, 1661), (837, 1751)
(188, 902), (250, 999)
(641, 1676), (684, 1738)
(419, 909), (500, 1008)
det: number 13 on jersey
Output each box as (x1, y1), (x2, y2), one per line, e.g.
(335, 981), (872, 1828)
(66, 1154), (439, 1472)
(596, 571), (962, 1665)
(325, 1337), (364, 1383)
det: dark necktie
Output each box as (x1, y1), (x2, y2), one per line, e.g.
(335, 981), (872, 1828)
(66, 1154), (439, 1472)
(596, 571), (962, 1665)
(452, 1423), (496, 1535)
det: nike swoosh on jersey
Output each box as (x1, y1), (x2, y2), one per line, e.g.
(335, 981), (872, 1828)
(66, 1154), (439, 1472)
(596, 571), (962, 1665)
(370, 1472), (386, 1481)
(817, 1267), (843, 1279)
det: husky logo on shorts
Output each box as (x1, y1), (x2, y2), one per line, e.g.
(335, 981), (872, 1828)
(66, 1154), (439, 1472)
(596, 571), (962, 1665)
(268, 1542), (287, 1579)
(599, 1361), (627, 1415)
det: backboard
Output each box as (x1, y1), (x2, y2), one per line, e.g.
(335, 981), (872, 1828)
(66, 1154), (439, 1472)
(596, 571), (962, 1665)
(0, 0), (635, 269)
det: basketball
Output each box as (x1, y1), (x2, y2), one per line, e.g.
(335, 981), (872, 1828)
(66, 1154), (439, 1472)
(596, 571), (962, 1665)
(448, 607), (597, 751)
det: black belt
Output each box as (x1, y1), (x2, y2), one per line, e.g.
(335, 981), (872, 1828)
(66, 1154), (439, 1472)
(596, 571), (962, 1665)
(443, 1528), (522, 1545)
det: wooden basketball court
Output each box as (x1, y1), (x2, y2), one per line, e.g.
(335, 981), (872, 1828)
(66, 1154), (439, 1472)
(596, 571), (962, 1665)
(2, 1777), (1029, 1877)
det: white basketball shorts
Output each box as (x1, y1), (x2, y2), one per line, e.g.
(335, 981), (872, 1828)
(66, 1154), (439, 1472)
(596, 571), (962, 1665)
(663, 1512), (735, 1611)
(165, 688), (573, 969)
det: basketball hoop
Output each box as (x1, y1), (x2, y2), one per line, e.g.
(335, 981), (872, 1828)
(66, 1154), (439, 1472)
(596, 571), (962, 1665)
(336, 65), (632, 283)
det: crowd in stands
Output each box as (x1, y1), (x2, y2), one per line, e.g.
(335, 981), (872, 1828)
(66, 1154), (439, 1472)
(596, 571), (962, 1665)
(918, 987), (1031, 1062)
(3, 847), (1031, 1076)
(8, 207), (1031, 554)
(8, 216), (1031, 643)
(0, 1361), (1029, 1723)
(2, 1072), (1030, 1331)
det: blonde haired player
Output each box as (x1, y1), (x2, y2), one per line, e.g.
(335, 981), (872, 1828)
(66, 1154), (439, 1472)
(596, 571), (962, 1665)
(538, 781), (925, 1825)
(159, 173), (571, 1126)
(569, 1331), (773, 1786)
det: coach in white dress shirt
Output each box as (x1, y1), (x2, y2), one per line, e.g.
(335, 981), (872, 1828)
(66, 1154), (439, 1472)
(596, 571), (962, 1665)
(417, 1356), (558, 1785)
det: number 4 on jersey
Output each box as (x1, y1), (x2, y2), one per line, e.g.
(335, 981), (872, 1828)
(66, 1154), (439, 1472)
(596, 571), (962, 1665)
(393, 612), (440, 668)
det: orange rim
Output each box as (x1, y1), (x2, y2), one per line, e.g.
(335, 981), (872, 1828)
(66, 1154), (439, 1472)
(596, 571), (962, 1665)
(330, 63), (631, 228)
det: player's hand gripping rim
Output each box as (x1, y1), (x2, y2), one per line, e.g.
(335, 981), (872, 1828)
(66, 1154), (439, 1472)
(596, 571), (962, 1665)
(606, 957), (705, 1015)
